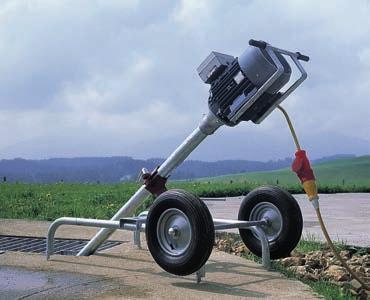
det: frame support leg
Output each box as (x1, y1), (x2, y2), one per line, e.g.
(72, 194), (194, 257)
(253, 226), (271, 269)
(195, 265), (206, 283)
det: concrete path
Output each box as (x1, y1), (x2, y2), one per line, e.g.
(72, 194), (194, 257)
(205, 193), (370, 246)
(0, 219), (319, 300)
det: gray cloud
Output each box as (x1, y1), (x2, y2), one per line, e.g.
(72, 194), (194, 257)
(0, 0), (369, 161)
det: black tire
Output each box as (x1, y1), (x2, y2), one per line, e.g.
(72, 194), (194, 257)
(238, 185), (302, 259)
(145, 189), (214, 276)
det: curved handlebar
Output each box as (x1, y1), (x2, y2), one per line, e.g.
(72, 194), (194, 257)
(296, 52), (310, 62)
(248, 39), (267, 49)
(249, 39), (310, 62)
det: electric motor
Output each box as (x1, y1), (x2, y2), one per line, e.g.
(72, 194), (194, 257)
(197, 40), (303, 126)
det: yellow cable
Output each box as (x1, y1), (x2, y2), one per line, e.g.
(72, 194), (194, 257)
(277, 104), (370, 291)
(276, 105), (301, 151)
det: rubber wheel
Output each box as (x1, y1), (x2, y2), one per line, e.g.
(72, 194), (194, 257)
(238, 185), (303, 259)
(145, 189), (215, 276)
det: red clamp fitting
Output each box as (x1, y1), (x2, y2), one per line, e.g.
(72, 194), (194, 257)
(143, 167), (167, 197)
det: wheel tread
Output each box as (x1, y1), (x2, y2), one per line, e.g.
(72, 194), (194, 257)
(146, 189), (214, 276)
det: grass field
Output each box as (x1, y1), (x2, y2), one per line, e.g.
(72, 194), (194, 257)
(0, 181), (262, 221)
(1, 156), (370, 221)
(203, 155), (370, 186)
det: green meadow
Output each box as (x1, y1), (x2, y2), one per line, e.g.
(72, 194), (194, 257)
(1, 156), (370, 221)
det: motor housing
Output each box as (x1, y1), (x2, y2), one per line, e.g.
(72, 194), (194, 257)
(197, 45), (292, 126)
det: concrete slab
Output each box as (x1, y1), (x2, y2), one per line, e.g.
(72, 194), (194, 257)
(0, 219), (319, 299)
(205, 193), (370, 246)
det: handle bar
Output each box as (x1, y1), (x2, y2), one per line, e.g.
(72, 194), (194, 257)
(249, 39), (310, 62)
(248, 39), (267, 49)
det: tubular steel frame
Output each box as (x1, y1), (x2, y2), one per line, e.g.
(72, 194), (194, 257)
(46, 213), (271, 283)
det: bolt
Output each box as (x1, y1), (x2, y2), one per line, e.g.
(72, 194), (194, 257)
(168, 227), (179, 238)
(262, 218), (270, 226)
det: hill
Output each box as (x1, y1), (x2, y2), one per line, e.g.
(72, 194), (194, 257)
(0, 154), (356, 184)
(205, 155), (370, 186)
(0, 156), (292, 183)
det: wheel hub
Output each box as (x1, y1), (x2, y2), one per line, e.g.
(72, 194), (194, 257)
(249, 202), (283, 242)
(157, 208), (192, 256)
(168, 227), (180, 238)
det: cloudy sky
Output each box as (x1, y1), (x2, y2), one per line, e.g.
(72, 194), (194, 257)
(0, 0), (370, 161)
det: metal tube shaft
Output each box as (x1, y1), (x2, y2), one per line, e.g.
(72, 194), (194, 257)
(157, 128), (208, 177)
(77, 112), (223, 256)
(213, 219), (267, 230)
(77, 186), (150, 256)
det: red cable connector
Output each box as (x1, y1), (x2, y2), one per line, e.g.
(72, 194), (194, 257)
(291, 150), (315, 183)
